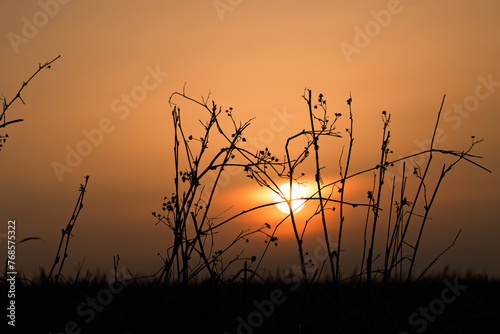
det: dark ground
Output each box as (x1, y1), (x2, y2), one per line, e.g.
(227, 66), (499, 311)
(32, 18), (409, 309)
(2, 274), (499, 333)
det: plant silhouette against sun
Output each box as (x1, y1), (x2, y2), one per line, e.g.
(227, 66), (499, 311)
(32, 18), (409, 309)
(152, 89), (283, 285)
(153, 87), (490, 300)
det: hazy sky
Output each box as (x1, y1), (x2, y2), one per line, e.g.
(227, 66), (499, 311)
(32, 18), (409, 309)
(1, 0), (499, 280)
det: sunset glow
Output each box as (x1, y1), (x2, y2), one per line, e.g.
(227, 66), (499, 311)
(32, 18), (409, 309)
(1, 1), (499, 332)
(274, 183), (307, 214)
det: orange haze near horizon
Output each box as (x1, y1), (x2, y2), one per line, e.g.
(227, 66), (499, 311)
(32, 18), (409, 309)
(1, 0), (499, 280)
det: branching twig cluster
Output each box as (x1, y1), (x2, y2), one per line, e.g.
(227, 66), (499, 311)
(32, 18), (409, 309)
(153, 88), (490, 297)
(152, 91), (281, 285)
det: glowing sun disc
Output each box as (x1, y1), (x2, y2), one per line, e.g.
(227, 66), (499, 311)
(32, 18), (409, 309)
(274, 183), (306, 214)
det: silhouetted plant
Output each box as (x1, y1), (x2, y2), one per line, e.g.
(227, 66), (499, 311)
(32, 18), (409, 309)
(153, 87), (490, 305)
(152, 89), (277, 285)
(258, 91), (487, 293)
(0, 55), (60, 150)
(47, 175), (90, 284)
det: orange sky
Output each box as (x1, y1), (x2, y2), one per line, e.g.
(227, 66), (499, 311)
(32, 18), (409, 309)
(1, 0), (499, 280)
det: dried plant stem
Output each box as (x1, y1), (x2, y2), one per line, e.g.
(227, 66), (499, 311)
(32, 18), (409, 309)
(1, 55), (60, 129)
(360, 174), (376, 283)
(385, 162), (407, 283)
(391, 95), (446, 276)
(366, 113), (390, 287)
(304, 89), (336, 284)
(383, 176), (396, 288)
(407, 137), (483, 282)
(336, 94), (354, 286)
(415, 230), (462, 282)
(48, 175), (89, 283)
(285, 137), (308, 283)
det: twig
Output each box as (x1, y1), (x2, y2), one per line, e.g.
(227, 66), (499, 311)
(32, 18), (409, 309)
(48, 175), (90, 283)
(336, 93), (354, 286)
(416, 230), (461, 281)
(1, 55), (61, 127)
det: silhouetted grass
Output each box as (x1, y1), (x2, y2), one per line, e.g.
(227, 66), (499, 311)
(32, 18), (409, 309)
(2, 271), (499, 333)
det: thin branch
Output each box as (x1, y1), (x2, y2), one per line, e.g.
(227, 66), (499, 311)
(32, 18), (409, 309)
(1, 55), (61, 126)
(416, 229), (461, 282)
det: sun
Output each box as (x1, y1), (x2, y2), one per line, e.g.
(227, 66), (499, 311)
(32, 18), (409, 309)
(274, 183), (307, 214)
